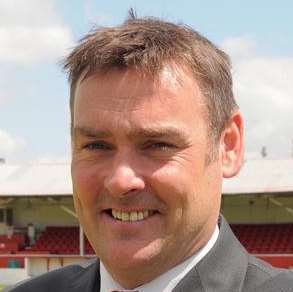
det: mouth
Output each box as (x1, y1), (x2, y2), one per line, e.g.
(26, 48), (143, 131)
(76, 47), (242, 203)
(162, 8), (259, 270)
(105, 209), (158, 222)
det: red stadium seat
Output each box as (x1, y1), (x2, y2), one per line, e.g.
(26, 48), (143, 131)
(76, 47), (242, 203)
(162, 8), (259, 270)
(28, 226), (95, 254)
(231, 223), (293, 254)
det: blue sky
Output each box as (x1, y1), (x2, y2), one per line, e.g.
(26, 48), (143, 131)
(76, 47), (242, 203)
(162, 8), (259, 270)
(0, 0), (293, 163)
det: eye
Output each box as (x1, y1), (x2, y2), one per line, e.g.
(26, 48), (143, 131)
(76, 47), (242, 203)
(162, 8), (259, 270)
(83, 141), (113, 151)
(143, 141), (176, 151)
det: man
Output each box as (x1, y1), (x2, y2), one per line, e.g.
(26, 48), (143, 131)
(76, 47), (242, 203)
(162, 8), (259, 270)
(10, 11), (293, 292)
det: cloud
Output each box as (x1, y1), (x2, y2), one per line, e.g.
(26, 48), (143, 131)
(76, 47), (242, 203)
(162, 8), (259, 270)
(0, 129), (26, 158)
(221, 36), (293, 158)
(221, 36), (256, 59)
(32, 155), (70, 164)
(0, 0), (73, 64)
(0, 27), (73, 63)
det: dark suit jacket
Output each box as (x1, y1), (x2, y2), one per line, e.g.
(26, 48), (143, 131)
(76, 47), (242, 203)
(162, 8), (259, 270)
(7, 216), (293, 292)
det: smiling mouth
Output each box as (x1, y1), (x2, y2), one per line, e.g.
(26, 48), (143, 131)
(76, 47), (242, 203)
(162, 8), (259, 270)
(107, 209), (156, 222)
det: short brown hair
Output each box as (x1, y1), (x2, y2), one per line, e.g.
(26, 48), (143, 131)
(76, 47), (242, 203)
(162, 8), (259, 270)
(63, 10), (238, 141)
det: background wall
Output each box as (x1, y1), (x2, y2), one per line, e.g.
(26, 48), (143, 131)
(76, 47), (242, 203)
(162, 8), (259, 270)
(222, 195), (293, 223)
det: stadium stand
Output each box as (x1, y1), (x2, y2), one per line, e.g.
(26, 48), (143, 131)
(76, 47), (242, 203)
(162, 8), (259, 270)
(0, 233), (26, 254)
(231, 223), (293, 254)
(26, 226), (94, 254)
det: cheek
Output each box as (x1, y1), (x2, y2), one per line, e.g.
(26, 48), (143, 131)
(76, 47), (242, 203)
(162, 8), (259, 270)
(151, 163), (183, 192)
(150, 159), (220, 219)
(71, 162), (104, 205)
(187, 165), (222, 224)
(149, 162), (194, 212)
(151, 157), (204, 192)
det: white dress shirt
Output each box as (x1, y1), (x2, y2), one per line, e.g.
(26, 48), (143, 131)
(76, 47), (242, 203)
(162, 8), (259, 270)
(100, 225), (219, 292)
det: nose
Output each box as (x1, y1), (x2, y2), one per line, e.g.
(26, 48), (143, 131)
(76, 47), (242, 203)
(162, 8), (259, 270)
(104, 153), (145, 197)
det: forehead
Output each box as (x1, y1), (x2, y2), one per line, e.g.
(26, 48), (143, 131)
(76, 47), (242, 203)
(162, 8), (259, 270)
(73, 66), (207, 132)
(75, 68), (155, 112)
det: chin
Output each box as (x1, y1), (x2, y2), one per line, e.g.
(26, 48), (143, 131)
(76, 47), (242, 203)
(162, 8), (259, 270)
(104, 238), (165, 269)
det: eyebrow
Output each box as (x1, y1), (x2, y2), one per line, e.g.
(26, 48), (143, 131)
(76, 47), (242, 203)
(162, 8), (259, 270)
(129, 126), (188, 141)
(72, 126), (112, 139)
(72, 125), (189, 142)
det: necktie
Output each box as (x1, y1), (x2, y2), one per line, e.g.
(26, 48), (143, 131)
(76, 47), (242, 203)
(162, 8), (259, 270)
(110, 290), (139, 292)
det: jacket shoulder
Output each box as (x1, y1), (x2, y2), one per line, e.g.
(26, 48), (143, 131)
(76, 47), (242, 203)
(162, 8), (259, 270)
(6, 260), (96, 292)
(255, 270), (293, 292)
(243, 255), (293, 291)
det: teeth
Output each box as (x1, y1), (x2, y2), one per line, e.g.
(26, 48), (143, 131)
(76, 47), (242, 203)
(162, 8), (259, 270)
(111, 209), (154, 222)
(130, 211), (138, 221)
(116, 210), (122, 220)
(121, 212), (129, 221)
(137, 211), (144, 220)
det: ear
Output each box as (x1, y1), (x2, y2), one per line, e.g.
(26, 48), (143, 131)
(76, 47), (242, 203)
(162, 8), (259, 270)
(220, 110), (244, 178)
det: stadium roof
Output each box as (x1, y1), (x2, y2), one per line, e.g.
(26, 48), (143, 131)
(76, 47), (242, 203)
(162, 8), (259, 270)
(223, 159), (293, 195)
(0, 163), (71, 196)
(0, 159), (293, 196)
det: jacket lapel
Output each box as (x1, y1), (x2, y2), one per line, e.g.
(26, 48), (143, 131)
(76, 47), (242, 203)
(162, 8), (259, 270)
(172, 267), (204, 292)
(173, 216), (249, 292)
(68, 259), (100, 292)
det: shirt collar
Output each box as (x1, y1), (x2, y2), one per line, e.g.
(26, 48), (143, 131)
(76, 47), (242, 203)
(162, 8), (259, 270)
(100, 224), (219, 292)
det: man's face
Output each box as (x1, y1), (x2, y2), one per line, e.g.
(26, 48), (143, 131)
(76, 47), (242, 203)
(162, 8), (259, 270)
(71, 66), (223, 286)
